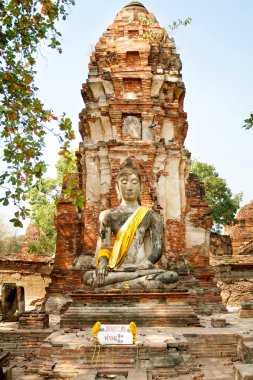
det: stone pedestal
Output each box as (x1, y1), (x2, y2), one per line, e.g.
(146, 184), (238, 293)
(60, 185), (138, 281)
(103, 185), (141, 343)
(60, 291), (199, 328)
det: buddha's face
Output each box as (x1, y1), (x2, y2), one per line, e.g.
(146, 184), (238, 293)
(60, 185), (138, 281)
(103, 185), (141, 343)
(117, 173), (141, 202)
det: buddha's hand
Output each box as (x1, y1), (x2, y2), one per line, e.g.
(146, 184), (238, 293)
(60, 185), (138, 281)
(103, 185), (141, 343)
(96, 256), (109, 285)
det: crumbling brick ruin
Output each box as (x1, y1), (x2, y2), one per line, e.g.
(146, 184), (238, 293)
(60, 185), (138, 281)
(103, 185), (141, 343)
(212, 199), (253, 307)
(225, 199), (253, 256)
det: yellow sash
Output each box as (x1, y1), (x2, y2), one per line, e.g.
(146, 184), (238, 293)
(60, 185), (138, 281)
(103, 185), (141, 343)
(108, 206), (149, 270)
(97, 206), (150, 270)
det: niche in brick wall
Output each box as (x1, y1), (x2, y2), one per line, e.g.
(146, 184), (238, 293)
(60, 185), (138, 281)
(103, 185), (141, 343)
(122, 113), (142, 140)
(123, 78), (142, 99)
(159, 83), (174, 102)
(128, 30), (139, 39)
(126, 51), (141, 67)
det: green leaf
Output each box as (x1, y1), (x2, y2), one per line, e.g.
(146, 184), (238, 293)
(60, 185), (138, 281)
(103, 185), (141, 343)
(3, 198), (9, 206)
(9, 218), (23, 228)
(242, 112), (253, 130)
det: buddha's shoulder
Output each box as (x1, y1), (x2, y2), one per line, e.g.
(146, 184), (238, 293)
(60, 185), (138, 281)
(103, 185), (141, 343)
(99, 207), (121, 222)
(146, 208), (163, 223)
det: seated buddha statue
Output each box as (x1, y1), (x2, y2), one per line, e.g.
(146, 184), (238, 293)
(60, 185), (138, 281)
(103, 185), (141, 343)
(83, 158), (179, 290)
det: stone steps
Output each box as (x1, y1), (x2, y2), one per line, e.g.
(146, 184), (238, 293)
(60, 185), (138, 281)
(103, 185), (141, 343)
(185, 332), (238, 358)
(238, 333), (253, 364)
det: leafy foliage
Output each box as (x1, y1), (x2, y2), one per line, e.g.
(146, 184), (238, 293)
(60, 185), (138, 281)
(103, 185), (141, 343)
(190, 160), (242, 232)
(28, 179), (57, 254)
(27, 151), (77, 254)
(0, 0), (75, 227)
(243, 112), (253, 130)
(168, 17), (192, 31)
(55, 150), (77, 183)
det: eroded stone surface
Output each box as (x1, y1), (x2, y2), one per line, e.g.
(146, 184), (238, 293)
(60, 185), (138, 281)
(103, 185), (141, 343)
(217, 280), (253, 307)
(210, 233), (233, 256)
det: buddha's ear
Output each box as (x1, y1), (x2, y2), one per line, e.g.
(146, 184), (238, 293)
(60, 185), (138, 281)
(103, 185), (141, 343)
(138, 183), (142, 205)
(115, 182), (122, 200)
(138, 181), (143, 196)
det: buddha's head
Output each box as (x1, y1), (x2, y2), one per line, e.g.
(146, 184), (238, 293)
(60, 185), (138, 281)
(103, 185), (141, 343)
(116, 158), (142, 204)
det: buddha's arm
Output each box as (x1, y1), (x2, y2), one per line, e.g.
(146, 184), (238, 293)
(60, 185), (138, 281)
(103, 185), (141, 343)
(96, 255), (109, 285)
(95, 210), (111, 285)
(147, 211), (164, 264)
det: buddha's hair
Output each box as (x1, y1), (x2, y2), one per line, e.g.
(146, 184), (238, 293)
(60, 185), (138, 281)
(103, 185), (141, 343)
(117, 157), (141, 183)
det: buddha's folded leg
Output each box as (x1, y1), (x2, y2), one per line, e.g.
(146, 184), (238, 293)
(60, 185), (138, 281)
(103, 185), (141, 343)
(95, 274), (179, 290)
(83, 270), (139, 287)
(152, 270), (179, 283)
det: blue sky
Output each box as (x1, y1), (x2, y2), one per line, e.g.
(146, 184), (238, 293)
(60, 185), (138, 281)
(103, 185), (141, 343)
(1, 0), (253, 227)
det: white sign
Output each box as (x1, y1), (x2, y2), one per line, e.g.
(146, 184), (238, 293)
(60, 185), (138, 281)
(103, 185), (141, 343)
(97, 324), (133, 345)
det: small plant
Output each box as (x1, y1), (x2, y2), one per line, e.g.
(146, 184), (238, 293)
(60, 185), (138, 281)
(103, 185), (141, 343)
(137, 13), (191, 44)
(187, 263), (196, 272)
(143, 29), (167, 42)
(137, 13), (155, 26)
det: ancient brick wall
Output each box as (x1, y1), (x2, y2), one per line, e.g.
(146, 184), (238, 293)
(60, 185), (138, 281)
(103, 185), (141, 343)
(0, 330), (50, 361)
(214, 262), (253, 306)
(45, 190), (83, 301)
(225, 200), (253, 255)
(185, 173), (212, 267)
